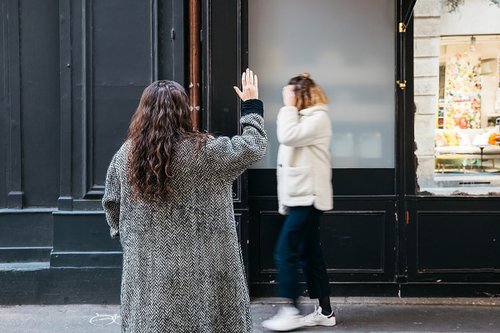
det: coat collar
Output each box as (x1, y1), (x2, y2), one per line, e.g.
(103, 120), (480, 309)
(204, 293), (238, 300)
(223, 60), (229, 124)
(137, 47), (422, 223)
(299, 104), (328, 116)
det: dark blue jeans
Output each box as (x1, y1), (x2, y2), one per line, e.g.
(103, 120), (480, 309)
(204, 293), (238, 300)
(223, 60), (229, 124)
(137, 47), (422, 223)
(274, 206), (330, 300)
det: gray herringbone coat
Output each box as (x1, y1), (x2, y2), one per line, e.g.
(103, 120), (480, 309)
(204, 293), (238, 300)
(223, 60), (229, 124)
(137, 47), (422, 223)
(103, 107), (266, 333)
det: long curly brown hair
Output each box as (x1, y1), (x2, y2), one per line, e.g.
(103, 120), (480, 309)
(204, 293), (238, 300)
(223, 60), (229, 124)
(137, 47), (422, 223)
(126, 80), (207, 202)
(288, 73), (328, 110)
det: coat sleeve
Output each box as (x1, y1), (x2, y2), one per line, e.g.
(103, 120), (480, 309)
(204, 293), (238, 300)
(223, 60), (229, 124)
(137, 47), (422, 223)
(205, 99), (267, 181)
(277, 106), (329, 147)
(102, 154), (121, 239)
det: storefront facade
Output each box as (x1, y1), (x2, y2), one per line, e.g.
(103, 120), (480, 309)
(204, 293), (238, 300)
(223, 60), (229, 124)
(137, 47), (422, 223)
(0, 0), (498, 303)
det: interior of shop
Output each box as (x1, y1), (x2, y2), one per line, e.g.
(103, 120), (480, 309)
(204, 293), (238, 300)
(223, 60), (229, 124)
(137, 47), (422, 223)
(434, 35), (500, 182)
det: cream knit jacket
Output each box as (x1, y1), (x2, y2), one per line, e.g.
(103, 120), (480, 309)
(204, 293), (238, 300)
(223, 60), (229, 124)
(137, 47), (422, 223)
(276, 104), (333, 215)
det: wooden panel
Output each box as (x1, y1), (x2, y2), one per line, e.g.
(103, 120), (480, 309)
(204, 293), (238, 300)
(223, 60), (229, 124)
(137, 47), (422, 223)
(406, 197), (500, 283)
(0, 210), (53, 263)
(52, 212), (121, 252)
(0, 1), (8, 207)
(51, 212), (121, 267)
(255, 209), (386, 273)
(202, 0), (241, 136)
(416, 212), (500, 272)
(1, 0), (61, 207)
(58, 0), (73, 210)
(58, 0), (186, 207)
(62, 0), (156, 201)
(0, 267), (121, 304)
(249, 196), (396, 292)
(202, 0), (245, 203)
(158, 0), (187, 84)
(20, 0), (60, 207)
(87, 0), (156, 195)
(234, 210), (250, 279)
(3, 0), (23, 208)
(322, 211), (386, 271)
(0, 211), (53, 247)
(257, 211), (284, 272)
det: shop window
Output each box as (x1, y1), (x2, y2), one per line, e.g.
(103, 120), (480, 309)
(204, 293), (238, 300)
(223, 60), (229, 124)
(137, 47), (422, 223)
(414, 0), (500, 195)
(432, 36), (500, 193)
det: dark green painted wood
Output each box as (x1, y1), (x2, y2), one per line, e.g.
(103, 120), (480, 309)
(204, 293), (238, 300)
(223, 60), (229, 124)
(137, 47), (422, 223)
(0, 267), (121, 304)
(20, 0), (60, 208)
(0, 210), (53, 247)
(4, 0), (23, 208)
(0, 0), (8, 207)
(58, 0), (73, 211)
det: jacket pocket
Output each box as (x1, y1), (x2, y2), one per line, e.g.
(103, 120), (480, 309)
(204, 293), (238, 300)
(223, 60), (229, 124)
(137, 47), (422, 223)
(284, 165), (313, 197)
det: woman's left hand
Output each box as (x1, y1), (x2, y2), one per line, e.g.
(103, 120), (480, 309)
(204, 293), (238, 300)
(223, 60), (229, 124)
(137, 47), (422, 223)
(234, 68), (258, 101)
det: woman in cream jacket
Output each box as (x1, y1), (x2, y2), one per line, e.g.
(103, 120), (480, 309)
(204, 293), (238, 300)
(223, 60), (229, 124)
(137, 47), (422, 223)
(262, 73), (335, 332)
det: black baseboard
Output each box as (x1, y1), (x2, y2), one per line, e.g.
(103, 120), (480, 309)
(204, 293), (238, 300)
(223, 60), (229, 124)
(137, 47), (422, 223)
(50, 251), (122, 267)
(2, 267), (499, 304)
(250, 282), (399, 298)
(0, 266), (121, 304)
(250, 282), (500, 298)
(0, 210), (53, 249)
(400, 283), (500, 297)
(0, 247), (52, 263)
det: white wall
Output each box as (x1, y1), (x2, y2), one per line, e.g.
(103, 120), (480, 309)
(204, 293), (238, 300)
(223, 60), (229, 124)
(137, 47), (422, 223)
(440, 0), (500, 35)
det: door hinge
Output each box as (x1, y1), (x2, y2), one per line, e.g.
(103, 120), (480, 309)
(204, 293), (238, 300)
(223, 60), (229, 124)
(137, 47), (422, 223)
(398, 22), (407, 33)
(405, 210), (410, 225)
(394, 211), (398, 222)
(170, 28), (176, 40)
(396, 80), (407, 90)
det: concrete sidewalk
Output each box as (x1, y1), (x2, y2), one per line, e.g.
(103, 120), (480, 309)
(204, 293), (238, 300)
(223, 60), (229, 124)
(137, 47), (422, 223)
(0, 298), (499, 333)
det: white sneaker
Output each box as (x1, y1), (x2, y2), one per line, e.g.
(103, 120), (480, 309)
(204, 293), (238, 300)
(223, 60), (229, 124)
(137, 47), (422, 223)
(261, 306), (305, 331)
(302, 305), (336, 327)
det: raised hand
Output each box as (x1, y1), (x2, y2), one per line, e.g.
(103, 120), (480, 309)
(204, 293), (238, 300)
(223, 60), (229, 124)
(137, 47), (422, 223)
(233, 68), (258, 101)
(282, 85), (296, 107)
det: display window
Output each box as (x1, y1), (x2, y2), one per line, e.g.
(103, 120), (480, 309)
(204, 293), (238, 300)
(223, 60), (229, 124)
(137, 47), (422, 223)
(435, 36), (500, 176)
(414, 0), (500, 195)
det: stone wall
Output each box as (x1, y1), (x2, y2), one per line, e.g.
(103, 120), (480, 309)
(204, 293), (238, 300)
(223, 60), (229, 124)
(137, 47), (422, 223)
(413, 0), (441, 189)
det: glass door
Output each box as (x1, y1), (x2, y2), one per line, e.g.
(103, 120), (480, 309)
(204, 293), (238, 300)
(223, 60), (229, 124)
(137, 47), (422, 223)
(246, 0), (400, 295)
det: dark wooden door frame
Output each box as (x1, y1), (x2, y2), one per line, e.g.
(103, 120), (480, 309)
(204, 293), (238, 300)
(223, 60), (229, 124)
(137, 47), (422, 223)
(200, 0), (250, 275)
(396, 0), (417, 284)
(199, 0), (407, 294)
(242, 0), (403, 294)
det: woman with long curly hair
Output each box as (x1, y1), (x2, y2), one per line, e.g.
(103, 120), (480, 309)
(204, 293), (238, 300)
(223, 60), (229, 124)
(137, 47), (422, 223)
(262, 73), (335, 331)
(102, 69), (266, 333)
